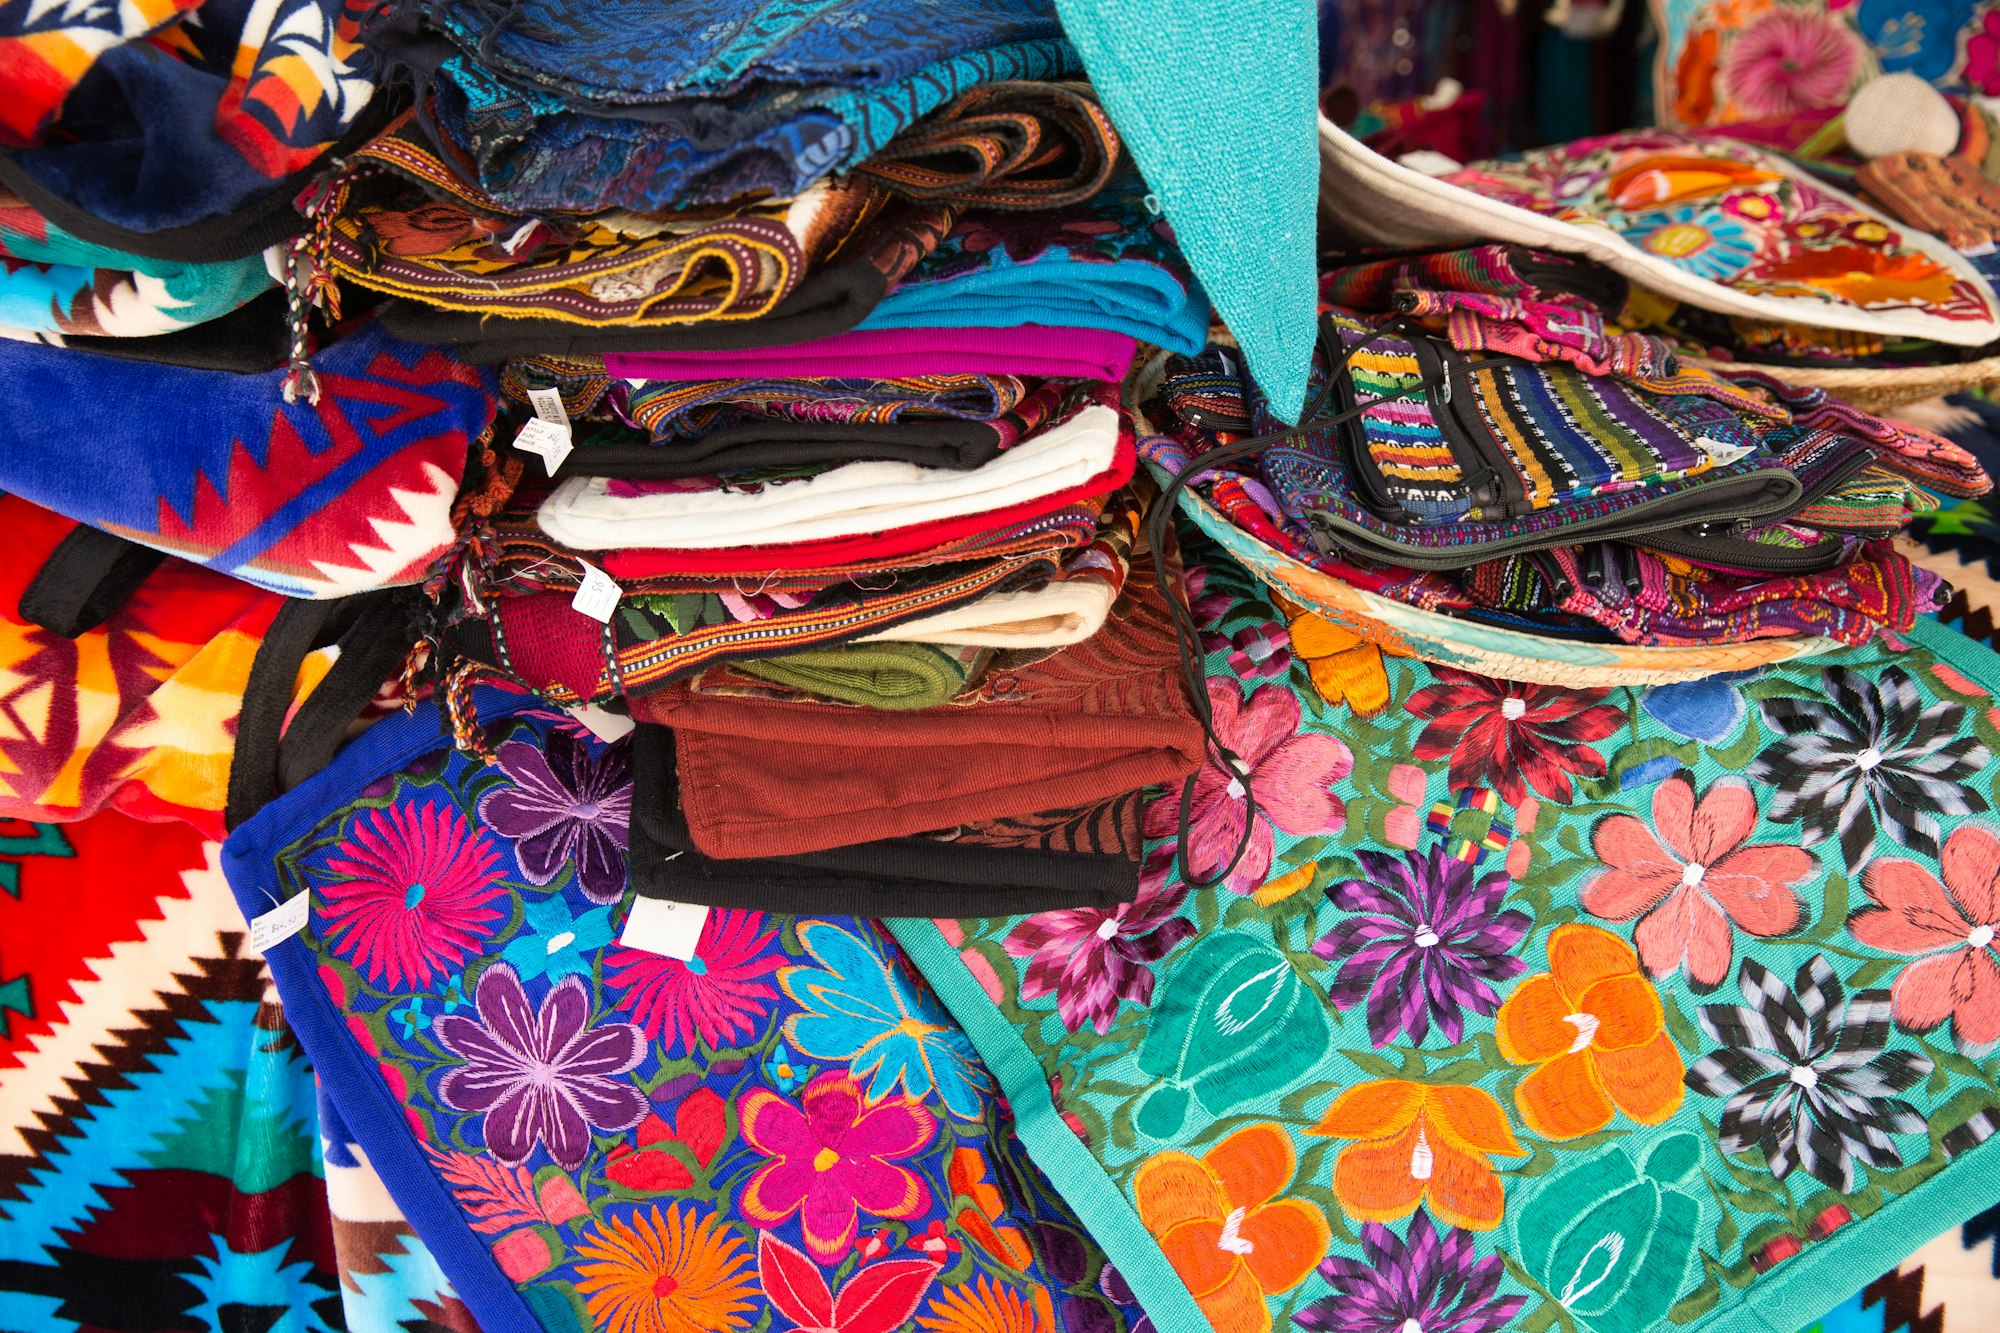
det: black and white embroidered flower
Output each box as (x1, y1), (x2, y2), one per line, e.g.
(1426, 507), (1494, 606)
(1685, 955), (1932, 1192)
(1748, 665), (1988, 874)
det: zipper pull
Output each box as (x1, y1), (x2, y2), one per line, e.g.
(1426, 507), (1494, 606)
(1438, 372), (1452, 404)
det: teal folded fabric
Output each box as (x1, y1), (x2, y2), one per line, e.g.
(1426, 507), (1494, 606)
(1053, 0), (1319, 420)
(861, 165), (1210, 354)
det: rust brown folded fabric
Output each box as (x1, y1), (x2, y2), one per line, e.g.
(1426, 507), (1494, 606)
(629, 532), (1202, 859)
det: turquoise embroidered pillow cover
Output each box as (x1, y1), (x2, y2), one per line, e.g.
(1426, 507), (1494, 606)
(892, 533), (2000, 1333)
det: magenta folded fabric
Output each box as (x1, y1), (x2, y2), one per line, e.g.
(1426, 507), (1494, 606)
(603, 324), (1137, 382)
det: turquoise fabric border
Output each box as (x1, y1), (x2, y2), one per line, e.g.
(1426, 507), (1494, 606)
(895, 613), (2000, 1333)
(889, 920), (1212, 1333)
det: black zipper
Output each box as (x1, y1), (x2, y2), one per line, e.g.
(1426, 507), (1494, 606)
(1305, 464), (1804, 570)
(1407, 336), (1510, 514)
(1634, 526), (1847, 573)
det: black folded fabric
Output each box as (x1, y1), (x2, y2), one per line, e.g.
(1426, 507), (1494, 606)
(57, 288), (295, 372)
(523, 416), (1007, 478)
(627, 724), (1142, 916)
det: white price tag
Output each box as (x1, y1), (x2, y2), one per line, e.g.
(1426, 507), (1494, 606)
(566, 703), (634, 742)
(248, 890), (309, 954)
(571, 562), (621, 622)
(620, 896), (708, 962)
(526, 386), (570, 428)
(514, 417), (574, 476)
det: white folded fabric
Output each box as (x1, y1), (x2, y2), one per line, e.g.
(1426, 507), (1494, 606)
(537, 404), (1119, 551)
(858, 576), (1117, 648)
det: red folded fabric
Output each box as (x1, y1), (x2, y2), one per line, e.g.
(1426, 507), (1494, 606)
(602, 429), (1135, 578)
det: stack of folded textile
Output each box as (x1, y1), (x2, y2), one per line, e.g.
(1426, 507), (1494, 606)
(334, 2), (1213, 916)
(1148, 236), (1992, 651)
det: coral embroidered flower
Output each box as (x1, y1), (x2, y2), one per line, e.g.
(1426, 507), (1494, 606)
(1718, 9), (1863, 117)
(1406, 669), (1624, 806)
(1139, 678), (1352, 893)
(916, 1276), (1055, 1333)
(1851, 823), (2000, 1054)
(436, 963), (647, 1170)
(1749, 665), (1989, 874)
(319, 801), (507, 990)
(781, 920), (993, 1121)
(1685, 955), (1932, 1190)
(1312, 846), (1530, 1047)
(1308, 1080), (1524, 1232)
(1293, 1209), (1525, 1333)
(1132, 1124), (1331, 1333)
(573, 1203), (757, 1333)
(1002, 852), (1196, 1035)
(500, 893), (617, 983)
(1581, 773), (1815, 990)
(1494, 924), (1685, 1140)
(738, 1070), (935, 1263)
(478, 733), (631, 904)
(607, 908), (782, 1055)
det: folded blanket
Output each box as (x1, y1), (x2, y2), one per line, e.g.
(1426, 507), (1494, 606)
(859, 168), (1210, 353)
(631, 723), (1148, 913)
(0, 318), (498, 597)
(628, 533), (1201, 859)
(604, 323), (1138, 381)
(0, 186), (274, 340)
(0, 0), (380, 259)
(541, 399), (1120, 550)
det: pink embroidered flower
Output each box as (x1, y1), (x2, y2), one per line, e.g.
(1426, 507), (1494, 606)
(1003, 850), (1197, 1034)
(1970, 12), (2000, 94)
(1581, 772), (1814, 989)
(720, 588), (811, 621)
(1140, 679), (1352, 893)
(319, 802), (507, 990)
(1718, 10), (1863, 117)
(738, 1070), (935, 1262)
(605, 908), (782, 1055)
(1851, 824), (2000, 1054)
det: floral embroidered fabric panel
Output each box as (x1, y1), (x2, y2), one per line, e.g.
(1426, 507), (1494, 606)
(905, 534), (2000, 1333)
(229, 698), (1140, 1333)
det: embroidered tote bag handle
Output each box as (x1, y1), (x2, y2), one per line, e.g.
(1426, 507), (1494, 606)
(17, 526), (167, 637)
(225, 587), (426, 830)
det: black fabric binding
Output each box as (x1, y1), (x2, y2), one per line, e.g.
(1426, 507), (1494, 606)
(18, 526), (167, 638)
(1144, 312), (1443, 888)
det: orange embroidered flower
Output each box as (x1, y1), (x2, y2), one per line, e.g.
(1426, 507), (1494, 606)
(916, 1275), (1056, 1333)
(1494, 923), (1686, 1141)
(1273, 592), (1394, 716)
(1132, 1123), (1330, 1333)
(1307, 1080), (1523, 1232)
(573, 1203), (757, 1333)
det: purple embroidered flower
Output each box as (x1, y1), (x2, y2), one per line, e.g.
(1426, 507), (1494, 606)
(1003, 852), (1196, 1034)
(1295, 1210), (1524, 1333)
(1312, 846), (1530, 1047)
(477, 733), (630, 903)
(437, 963), (648, 1170)
(1181, 564), (1237, 630)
